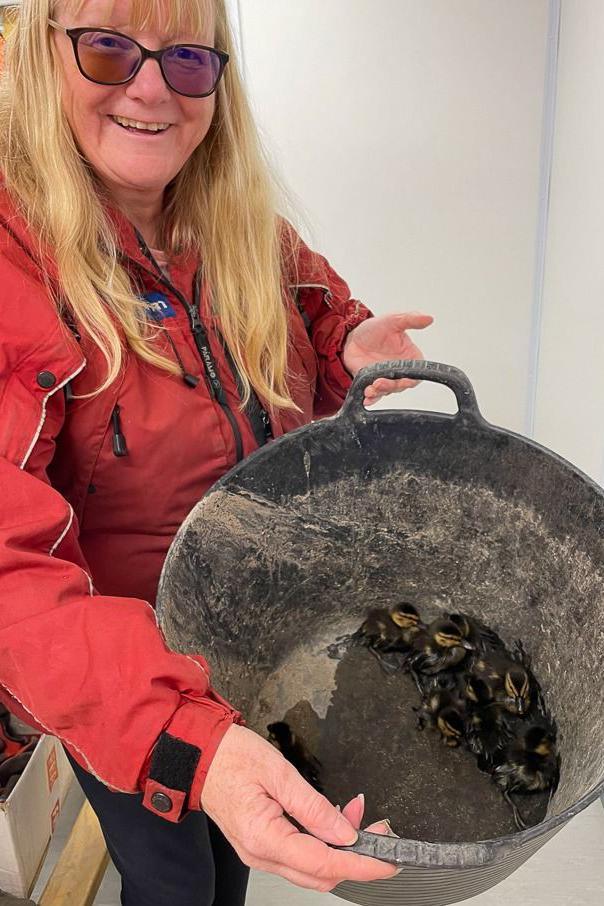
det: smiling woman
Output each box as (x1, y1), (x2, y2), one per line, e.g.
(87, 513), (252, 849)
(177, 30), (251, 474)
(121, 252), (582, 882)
(0, 2), (431, 905)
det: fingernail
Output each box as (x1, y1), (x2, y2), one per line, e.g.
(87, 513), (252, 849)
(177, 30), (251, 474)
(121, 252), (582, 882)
(337, 817), (358, 846)
(356, 793), (365, 806)
(335, 804), (341, 812)
(394, 867), (404, 876)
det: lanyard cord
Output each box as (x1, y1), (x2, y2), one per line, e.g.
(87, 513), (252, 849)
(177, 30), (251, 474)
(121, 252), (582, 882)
(131, 231), (272, 450)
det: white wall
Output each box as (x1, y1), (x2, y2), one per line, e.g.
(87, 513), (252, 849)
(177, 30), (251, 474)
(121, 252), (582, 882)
(231, 1), (604, 484)
(235, 0), (550, 432)
(534, 1), (604, 482)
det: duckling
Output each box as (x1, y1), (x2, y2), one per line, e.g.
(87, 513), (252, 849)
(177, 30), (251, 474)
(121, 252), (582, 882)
(464, 677), (515, 769)
(267, 721), (323, 792)
(356, 602), (423, 651)
(415, 686), (468, 747)
(446, 612), (507, 656)
(491, 722), (560, 829)
(351, 603), (424, 675)
(326, 603), (420, 661)
(469, 653), (532, 716)
(409, 618), (474, 690)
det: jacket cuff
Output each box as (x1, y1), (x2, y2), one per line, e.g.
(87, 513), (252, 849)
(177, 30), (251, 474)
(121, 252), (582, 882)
(141, 690), (243, 822)
(314, 306), (373, 399)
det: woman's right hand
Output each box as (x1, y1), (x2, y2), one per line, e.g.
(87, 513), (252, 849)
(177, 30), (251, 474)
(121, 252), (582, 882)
(201, 724), (398, 892)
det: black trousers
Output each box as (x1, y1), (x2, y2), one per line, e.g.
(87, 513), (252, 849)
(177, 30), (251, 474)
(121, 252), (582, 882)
(67, 753), (249, 906)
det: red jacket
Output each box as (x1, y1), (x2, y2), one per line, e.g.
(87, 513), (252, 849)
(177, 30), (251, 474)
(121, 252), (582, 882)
(0, 185), (371, 821)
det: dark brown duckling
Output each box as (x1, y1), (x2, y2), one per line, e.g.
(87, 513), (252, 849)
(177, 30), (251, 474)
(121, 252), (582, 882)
(356, 602), (424, 651)
(469, 653), (532, 716)
(415, 686), (468, 748)
(446, 612), (507, 657)
(464, 676), (515, 769)
(491, 722), (559, 829)
(409, 618), (474, 690)
(267, 721), (323, 793)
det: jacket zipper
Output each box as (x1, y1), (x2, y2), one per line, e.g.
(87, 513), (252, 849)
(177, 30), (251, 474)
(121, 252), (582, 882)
(131, 235), (245, 463)
(111, 405), (128, 458)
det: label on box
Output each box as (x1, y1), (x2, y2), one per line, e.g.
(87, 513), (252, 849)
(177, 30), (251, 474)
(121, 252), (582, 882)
(50, 799), (60, 833)
(46, 746), (58, 792)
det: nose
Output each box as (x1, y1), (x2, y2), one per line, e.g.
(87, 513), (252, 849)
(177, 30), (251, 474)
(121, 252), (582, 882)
(125, 57), (172, 106)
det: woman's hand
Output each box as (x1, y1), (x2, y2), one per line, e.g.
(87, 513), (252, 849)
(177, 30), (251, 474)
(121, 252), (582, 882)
(342, 312), (434, 405)
(201, 724), (398, 892)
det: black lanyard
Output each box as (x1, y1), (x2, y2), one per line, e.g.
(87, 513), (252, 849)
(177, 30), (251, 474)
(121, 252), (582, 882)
(132, 232), (272, 455)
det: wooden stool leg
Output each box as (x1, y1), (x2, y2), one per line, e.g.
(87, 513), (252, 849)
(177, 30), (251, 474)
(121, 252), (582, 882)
(38, 801), (109, 906)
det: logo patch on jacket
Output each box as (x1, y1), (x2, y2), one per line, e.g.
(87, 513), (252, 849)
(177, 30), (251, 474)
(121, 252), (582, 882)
(143, 292), (176, 321)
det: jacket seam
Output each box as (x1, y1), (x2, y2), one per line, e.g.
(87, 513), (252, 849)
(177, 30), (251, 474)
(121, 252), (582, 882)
(184, 655), (210, 684)
(288, 283), (333, 308)
(0, 681), (131, 792)
(49, 505), (74, 557)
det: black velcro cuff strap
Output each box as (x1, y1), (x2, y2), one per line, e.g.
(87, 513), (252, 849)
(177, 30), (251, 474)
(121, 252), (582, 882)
(148, 732), (202, 794)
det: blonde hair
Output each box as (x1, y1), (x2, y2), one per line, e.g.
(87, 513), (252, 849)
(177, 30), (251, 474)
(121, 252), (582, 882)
(0, 0), (294, 408)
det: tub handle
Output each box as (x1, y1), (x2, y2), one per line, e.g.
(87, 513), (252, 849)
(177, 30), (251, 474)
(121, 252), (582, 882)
(336, 829), (497, 868)
(339, 360), (485, 425)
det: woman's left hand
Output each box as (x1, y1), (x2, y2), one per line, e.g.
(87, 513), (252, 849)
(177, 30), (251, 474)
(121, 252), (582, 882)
(342, 312), (434, 405)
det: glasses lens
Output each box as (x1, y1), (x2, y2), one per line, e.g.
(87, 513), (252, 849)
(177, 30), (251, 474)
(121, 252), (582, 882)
(162, 45), (222, 97)
(77, 32), (141, 84)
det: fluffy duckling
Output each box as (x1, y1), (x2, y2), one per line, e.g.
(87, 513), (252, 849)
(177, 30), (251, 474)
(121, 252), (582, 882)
(415, 685), (468, 748)
(409, 617), (474, 683)
(356, 602), (423, 651)
(446, 612), (507, 656)
(267, 721), (323, 792)
(491, 722), (559, 829)
(469, 654), (532, 716)
(464, 677), (515, 769)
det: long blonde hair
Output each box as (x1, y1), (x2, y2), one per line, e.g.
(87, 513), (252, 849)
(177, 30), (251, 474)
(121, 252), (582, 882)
(0, 0), (294, 408)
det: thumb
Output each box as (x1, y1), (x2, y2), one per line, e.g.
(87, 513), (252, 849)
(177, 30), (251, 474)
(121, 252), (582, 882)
(270, 766), (358, 846)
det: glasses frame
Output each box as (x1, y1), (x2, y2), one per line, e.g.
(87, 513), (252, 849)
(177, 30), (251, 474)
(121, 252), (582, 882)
(48, 19), (229, 99)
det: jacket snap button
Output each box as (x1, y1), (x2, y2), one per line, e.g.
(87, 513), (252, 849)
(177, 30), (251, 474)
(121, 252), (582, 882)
(36, 371), (57, 389)
(150, 792), (173, 813)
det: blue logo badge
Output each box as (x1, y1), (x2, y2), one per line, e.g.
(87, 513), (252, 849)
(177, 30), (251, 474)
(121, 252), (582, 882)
(143, 292), (176, 321)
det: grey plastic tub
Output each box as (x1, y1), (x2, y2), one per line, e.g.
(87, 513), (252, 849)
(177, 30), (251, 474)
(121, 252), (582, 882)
(157, 361), (604, 906)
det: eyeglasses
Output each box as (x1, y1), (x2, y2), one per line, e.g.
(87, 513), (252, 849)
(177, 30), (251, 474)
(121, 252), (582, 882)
(48, 20), (229, 99)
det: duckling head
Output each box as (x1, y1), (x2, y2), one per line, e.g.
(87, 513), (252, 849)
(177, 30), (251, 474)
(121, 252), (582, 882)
(267, 721), (293, 747)
(389, 602), (421, 629)
(437, 708), (465, 744)
(524, 725), (555, 757)
(447, 613), (472, 638)
(503, 666), (531, 715)
(466, 675), (493, 705)
(432, 619), (474, 651)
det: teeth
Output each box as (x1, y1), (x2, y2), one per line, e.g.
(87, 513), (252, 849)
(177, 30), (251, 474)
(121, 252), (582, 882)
(112, 115), (171, 132)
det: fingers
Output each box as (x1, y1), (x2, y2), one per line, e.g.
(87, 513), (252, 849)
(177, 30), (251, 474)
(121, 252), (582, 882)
(393, 311), (434, 330)
(341, 793), (365, 828)
(265, 764), (358, 846)
(364, 819), (400, 837)
(364, 377), (419, 404)
(256, 814), (397, 885)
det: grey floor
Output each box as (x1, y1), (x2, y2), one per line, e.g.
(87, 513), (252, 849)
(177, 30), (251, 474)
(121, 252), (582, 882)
(31, 783), (604, 905)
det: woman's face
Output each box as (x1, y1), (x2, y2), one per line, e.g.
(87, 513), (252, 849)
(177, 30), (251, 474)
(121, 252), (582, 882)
(52, 0), (217, 197)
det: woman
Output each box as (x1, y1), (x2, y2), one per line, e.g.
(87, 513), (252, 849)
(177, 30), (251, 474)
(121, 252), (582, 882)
(0, 1), (432, 903)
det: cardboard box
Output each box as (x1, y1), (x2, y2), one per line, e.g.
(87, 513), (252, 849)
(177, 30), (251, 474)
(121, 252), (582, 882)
(0, 736), (74, 898)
